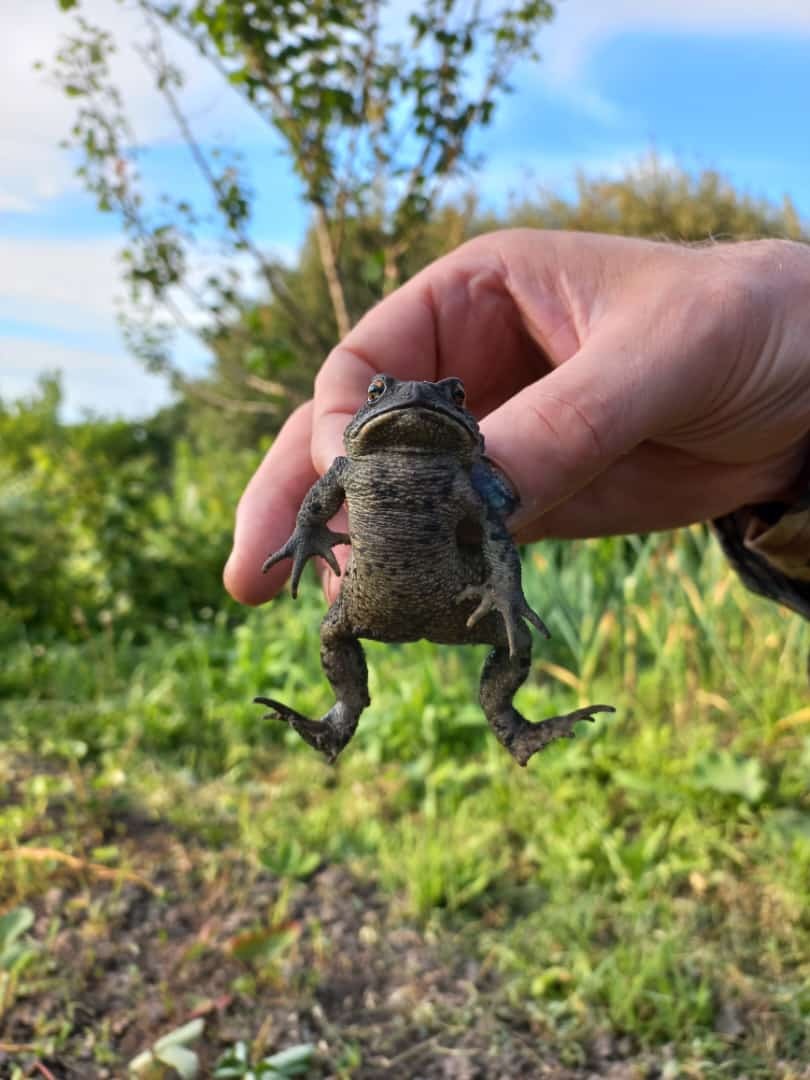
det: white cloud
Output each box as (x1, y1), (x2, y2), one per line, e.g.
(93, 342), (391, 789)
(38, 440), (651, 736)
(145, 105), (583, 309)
(0, 230), (285, 416)
(0, 336), (173, 420)
(0, 192), (36, 213)
(0, 0), (261, 213)
(4, 0), (810, 212)
(539, 0), (810, 91)
(0, 235), (122, 333)
(0, 226), (290, 334)
(0, 230), (198, 417)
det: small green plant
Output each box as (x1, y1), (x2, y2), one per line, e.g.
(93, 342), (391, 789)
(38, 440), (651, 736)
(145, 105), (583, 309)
(0, 905), (37, 1017)
(692, 748), (767, 803)
(259, 837), (320, 880)
(129, 1018), (205, 1079)
(214, 1041), (315, 1079)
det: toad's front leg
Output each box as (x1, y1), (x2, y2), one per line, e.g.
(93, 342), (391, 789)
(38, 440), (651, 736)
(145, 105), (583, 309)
(454, 474), (550, 656)
(261, 457), (350, 597)
(256, 601), (369, 764)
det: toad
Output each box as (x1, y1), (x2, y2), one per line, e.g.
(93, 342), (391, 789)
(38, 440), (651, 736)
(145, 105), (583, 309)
(257, 375), (613, 765)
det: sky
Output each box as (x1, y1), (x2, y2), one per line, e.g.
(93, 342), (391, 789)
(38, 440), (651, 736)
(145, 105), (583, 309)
(2, 0), (809, 420)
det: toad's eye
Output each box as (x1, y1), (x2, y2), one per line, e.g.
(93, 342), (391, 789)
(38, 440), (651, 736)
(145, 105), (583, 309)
(450, 381), (466, 407)
(367, 376), (387, 403)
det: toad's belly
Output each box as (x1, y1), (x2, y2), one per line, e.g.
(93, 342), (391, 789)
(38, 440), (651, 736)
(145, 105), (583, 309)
(340, 518), (485, 642)
(339, 457), (487, 642)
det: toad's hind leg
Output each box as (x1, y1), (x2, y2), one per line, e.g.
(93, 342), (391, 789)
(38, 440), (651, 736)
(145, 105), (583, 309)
(479, 623), (614, 767)
(255, 603), (369, 764)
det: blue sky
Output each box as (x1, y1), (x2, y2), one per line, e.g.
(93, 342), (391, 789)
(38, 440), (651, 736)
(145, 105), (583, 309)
(2, 1), (809, 419)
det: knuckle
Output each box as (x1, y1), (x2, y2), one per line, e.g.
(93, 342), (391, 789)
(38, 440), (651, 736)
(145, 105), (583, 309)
(525, 391), (608, 477)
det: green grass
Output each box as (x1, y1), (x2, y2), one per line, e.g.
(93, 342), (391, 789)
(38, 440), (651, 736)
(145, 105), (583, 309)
(2, 526), (809, 1075)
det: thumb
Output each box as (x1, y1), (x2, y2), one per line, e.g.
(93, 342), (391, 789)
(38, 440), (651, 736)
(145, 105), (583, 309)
(481, 333), (682, 529)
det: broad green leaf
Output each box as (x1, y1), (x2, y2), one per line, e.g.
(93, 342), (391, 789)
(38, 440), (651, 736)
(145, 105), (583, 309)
(692, 750), (767, 804)
(214, 1040), (250, 1076)
(153, 1018), (205, 1052)
(156, 1045), (200, 1079)
(261, 1043), (315, 1075)
(0, 907), (34, 949)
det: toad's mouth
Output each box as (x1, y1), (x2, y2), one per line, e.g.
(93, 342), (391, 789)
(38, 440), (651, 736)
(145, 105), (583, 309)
(350, 404), (478, 454)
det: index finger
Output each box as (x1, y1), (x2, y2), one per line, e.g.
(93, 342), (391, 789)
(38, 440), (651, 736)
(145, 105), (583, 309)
(223, 401), (318, 605)
(311, 271), (439, 474)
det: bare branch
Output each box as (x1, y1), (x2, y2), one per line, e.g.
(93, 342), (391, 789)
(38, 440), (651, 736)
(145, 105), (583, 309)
(314, 206), (352, 339)
(243, 372), (297, 398)
(137, 3), (333, 355)
(177, 379), (282, 415)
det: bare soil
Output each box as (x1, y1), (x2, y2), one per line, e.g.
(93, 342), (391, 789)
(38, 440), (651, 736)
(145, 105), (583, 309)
(2, 810), (657, 1079)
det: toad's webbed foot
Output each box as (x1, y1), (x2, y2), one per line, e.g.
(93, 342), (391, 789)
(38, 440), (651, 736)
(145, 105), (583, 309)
(478, 636), (614, 766)
(262, 523), (350, 598)
(456, 581), (550, 657)
(495, 704), (616, 767)
(255, 614), (368, 764)
(254, 697), (357, 764)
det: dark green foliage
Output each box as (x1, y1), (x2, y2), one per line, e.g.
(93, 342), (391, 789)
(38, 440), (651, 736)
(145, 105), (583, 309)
(0, 376), (251, 640)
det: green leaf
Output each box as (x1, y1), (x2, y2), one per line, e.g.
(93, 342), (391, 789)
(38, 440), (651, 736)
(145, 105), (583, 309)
(130, 1019), (204, 1077)
(692, 750), (767, 804)
(0, 906), (34, 949)
(153, 1018), (205, 1052)
(156, 1045), (200, 1079)
(360, 252), (384, 286)
(765, 809), (810, 842)
(128, 1049), (157, 1076)
(213, 1041), (252, 1075)
(214, 1040), (250, 1076)
(261, 1043), (315, 1076)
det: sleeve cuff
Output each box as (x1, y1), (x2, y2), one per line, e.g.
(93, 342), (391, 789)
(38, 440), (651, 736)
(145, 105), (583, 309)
(712, 492), (810, 621)
(741, 504), (810, 581)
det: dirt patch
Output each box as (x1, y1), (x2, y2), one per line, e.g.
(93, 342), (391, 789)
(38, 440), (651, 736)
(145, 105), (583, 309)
(1, 812), (647, 1079)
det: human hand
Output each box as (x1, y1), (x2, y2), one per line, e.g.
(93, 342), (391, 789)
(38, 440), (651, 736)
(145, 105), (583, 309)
(224, 229), (810, 605)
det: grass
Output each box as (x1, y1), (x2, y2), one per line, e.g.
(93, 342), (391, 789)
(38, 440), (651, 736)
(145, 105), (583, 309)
(1, 526), (809, 1076)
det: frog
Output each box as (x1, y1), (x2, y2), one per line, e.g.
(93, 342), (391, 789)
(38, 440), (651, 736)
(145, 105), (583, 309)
(256, 374), (614, 765)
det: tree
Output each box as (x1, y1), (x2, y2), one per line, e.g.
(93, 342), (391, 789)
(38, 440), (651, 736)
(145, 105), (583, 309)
(51, 0), (554, 423)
